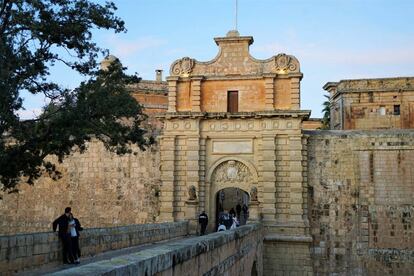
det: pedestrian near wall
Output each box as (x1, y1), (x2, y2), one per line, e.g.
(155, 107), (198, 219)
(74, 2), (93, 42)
(198, 211), (208, 235)
(68, 212), (83, 264)
(52, 207), (73, 264)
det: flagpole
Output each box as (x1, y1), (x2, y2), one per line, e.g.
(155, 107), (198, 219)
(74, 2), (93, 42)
(235, 0), (238, 31)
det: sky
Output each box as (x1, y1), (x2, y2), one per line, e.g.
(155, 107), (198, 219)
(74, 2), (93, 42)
(21, 0), (414, 118)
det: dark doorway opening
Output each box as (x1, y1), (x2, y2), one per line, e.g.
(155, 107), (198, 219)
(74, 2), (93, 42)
(215, 187), (249, 230)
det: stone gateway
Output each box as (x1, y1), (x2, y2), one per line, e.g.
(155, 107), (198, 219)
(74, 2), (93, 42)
(158, 30), (313, 274)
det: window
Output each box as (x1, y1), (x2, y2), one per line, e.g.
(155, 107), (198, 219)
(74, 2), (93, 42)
(394, 105), (400, 115)
(227, 91), (238, 113)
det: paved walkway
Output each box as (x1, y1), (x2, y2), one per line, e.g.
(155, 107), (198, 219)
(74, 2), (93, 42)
(20, 236), (191, 276)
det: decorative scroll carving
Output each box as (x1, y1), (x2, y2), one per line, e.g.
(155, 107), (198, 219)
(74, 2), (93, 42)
(250, 186), (258, 201)
(274, 53), (297, 72)
(171, 57), (195, 76)
(212, 160), (253, 185)
(188, 185), (197, 200)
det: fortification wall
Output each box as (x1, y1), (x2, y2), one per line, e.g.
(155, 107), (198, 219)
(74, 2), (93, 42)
(0, 222), (189, 274)
(306, 130), (414, 275)
(0, 139), (161, 235)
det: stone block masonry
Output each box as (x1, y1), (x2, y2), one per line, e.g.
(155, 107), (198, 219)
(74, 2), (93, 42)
(0, 139), (161, 235)
(306, 129), (414, 275)
(0, 221), (189, 275)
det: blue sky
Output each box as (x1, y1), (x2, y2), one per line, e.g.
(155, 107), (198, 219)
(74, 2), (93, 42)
(21, 0), (414, 118)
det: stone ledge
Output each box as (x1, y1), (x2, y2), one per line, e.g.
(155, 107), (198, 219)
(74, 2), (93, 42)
(264, 234), (313, 243)
(304, 129), (414, 137)
(158, 110), (311, 120)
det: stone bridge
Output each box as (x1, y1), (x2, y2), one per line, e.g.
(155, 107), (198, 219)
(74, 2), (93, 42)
(0, 222), (263, 275)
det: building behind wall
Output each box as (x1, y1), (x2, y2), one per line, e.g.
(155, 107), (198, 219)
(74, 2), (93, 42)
(324, 77), (414, 130)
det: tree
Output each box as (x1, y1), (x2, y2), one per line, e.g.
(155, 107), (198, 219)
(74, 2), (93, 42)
(0, 1), (150, 191)
(321, 94), (330, 129)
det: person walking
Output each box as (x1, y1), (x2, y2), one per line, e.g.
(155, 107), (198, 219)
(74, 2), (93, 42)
(242, 204), (249, 225)
(68, 213), (83, 264)
(229, 208), (236, 217)
(198, 211), (208, 236)
(52, 207), (73, 264)
(236, 204), (242, 220)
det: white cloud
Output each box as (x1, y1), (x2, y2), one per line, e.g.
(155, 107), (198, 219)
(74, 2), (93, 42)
(105, 35), (166, 60)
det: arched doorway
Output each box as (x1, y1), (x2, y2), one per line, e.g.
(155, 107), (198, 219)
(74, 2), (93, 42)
(215, 187), (250, 229)
(207, 158), (259, 230)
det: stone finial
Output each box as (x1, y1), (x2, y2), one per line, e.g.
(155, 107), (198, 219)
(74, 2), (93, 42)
(226, 30), (240, 37)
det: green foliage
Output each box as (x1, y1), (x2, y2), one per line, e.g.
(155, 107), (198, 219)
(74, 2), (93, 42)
(0, 1), (150, 191)
(321, 94), (330, 129)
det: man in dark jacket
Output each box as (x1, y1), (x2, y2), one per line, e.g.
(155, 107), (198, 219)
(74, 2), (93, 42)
(198, 211), (208, 235)
(53, 207), (73, 264)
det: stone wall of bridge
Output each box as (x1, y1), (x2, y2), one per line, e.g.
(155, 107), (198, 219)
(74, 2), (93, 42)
(51, 223), (263, 276)
(0, 221), (189, 275)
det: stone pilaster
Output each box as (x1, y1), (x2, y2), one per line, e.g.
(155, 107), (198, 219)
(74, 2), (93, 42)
(199, 138), (207, 212)
(264, 75), (275, 110)
(259, 135), (277, 222)
(288, 135), (306, 226)
(191, 77), (203, 112)
(167, 76), (179, 112)
(290, 77), (300, 109)
(159, 136), (176, 222)
(185, 136), (200, 231)
(275, 135), (290, 222)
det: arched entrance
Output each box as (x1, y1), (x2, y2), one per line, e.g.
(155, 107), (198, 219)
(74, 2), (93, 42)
(215, 187), (249, 229)
(206, 158), (259, 230)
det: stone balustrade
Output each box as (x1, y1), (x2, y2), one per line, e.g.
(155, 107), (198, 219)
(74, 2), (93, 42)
(0, 221), (189, 275)
(50, 223), (263, 276)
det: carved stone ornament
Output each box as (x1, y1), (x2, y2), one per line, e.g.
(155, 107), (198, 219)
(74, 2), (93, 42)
(274, 53), (296, 71)
(250, 186), (258, 201)
(212, 160), (253, 185)
(188, 185), (197, 201)
(171, 57), (195, 76)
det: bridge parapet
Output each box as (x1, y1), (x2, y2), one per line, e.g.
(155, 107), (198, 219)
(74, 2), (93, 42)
(51, 223), (263, 276)
(0, 221), (189, 274)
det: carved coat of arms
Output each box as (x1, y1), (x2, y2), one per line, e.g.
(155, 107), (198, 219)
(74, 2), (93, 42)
(212, 160), (252, 184)
(171, 57), (195, 76)
(274, 53), (297, 72)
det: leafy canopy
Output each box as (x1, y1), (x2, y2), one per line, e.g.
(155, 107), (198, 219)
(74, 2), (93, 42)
(0, 1), (150, 191)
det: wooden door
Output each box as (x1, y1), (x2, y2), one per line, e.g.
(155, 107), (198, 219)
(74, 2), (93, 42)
(227, 91), (238, 113)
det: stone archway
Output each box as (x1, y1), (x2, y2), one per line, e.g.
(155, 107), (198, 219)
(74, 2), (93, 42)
(206, 158), (259, 230)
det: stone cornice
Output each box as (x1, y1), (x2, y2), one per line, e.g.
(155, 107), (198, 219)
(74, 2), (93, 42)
(323, 77), (414, 94)
(156, 110), (311, 120)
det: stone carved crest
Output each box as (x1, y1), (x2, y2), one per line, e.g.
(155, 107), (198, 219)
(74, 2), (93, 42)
(274, 53), (297, 72)
(188, 185), (197, 201)
(171, 57), (195, 76)
(212, 160), (253, 185)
